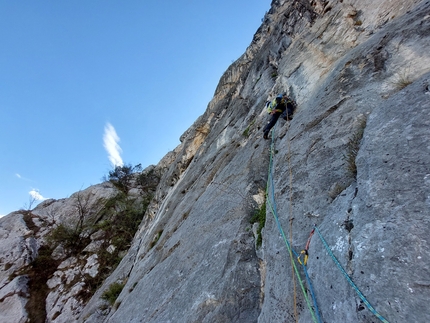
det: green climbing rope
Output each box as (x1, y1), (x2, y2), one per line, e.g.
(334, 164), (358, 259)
(265, 126), (321, 323)
(264, 120), (390, 323)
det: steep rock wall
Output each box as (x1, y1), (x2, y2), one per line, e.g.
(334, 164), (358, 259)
(80, 0), (430, 322)
(1, 0), (430, 322)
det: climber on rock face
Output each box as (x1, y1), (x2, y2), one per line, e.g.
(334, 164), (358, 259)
(263, 93), (295, 140)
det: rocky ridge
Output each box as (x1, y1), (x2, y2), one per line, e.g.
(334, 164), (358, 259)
(1, 0), (430, 322)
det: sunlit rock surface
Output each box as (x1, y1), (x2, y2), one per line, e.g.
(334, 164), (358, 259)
(1, 0), (429, 322)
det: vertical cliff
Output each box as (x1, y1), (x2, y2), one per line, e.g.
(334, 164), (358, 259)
(1, 0), (430, 322)
(81, 0), (430, 322)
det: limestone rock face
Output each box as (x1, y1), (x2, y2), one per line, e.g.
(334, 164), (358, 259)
(2, 0), (430, 322)
(0, 168), (160, 323)
(81, 1), (430, 322)
(0, 213), (34, 323)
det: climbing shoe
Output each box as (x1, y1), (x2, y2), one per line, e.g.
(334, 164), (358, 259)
(263, 132), (269, 140)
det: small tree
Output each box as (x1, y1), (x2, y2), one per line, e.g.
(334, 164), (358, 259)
(22, 195), (38, 211)
(74, 189), (92, 233)
(107, 164), (143, 193)
(46, 189), (92, 254)
(136, 168), (160, 191)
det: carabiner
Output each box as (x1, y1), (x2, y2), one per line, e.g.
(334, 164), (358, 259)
(298, 250), (309, 266)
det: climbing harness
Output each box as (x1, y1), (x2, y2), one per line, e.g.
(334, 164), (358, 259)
(265, 124), (322, 323)
(314, 226), (390, 323)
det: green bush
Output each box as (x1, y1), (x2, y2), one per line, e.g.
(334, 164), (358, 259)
(242, 120), (255, 138)
(107, 164), (143, 193)
(101, 282), (125, 305)
(43, 164), (157, 304)
(136, 168), (160, 191)
(242, 127), (251, 137)
(46, 223), (88, 254)
(83, 193), (153, 297)
(250, 201), (266, 247)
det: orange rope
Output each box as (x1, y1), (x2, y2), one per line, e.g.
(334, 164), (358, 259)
(287, 121), (298, 322)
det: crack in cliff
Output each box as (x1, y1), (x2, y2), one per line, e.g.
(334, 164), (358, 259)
(14, 211), (59, 323)
(346, 186), (368, 319)
(304, 97), (349, 132)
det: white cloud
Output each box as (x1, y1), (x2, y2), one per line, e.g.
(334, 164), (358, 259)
(103, 122), (124, 167)
(16, 173), (33, 182)
(29, 189), (47, 201)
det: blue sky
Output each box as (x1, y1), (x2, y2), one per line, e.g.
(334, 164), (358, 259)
(0, 1), (271, 216)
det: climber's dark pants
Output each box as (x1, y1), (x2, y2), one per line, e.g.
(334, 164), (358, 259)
(263, 112), (282, 136)
(282, 107), (294, 120)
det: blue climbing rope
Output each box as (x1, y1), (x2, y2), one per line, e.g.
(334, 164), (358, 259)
(314, 225), (390, 323)
(265, 125), (322, 323)
(264, 121), (389, 323)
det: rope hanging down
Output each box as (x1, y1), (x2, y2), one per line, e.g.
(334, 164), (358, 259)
(265, 123), (390, 323)
(314, 226), (390, 323)
(286, 115), (298, 322)
(265, 125), (322, 323)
